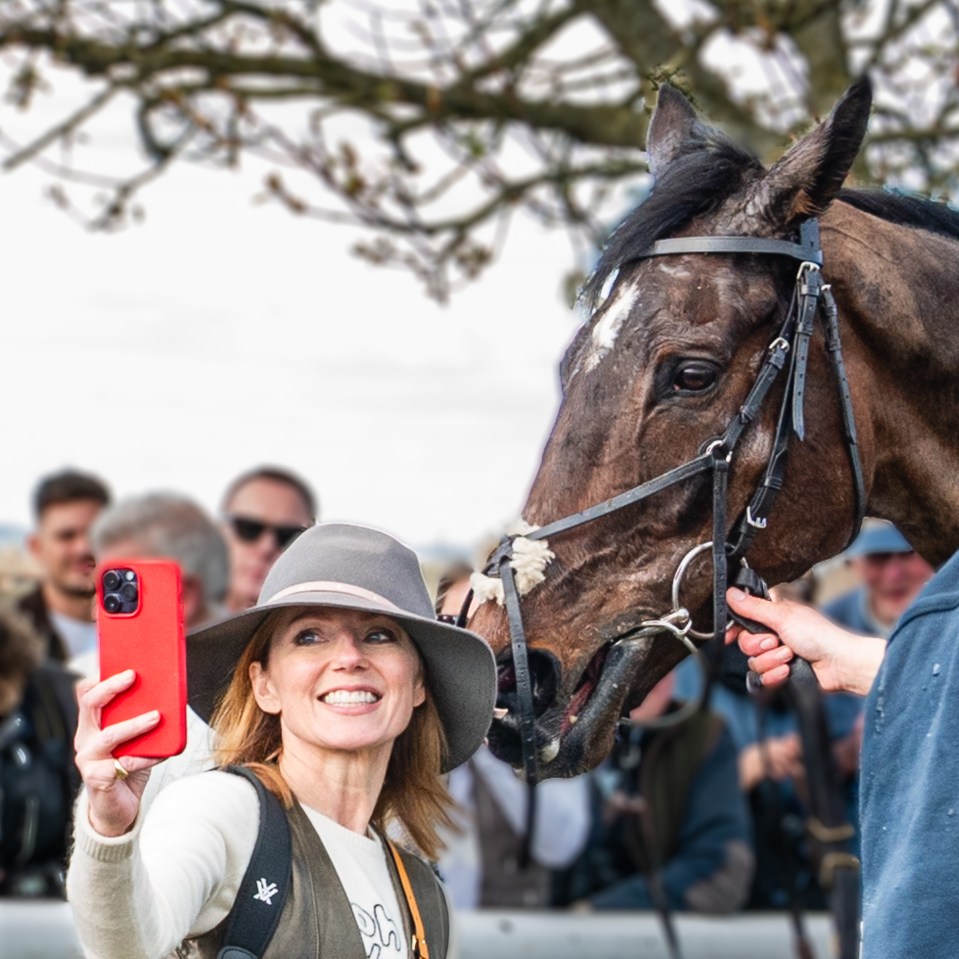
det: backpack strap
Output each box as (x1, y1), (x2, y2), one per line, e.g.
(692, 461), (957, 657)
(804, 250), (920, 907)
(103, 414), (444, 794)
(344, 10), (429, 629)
(216, 766), (292, 959)
(386, 839), (430, 959)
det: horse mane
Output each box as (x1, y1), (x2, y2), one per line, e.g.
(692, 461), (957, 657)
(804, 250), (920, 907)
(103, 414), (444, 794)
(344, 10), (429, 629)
(581, 130), (763, 313)
(837, 188), (959, 242)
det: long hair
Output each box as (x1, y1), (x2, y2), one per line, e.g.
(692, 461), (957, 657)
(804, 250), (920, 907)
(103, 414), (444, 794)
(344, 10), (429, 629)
(211, 607), (456, 861)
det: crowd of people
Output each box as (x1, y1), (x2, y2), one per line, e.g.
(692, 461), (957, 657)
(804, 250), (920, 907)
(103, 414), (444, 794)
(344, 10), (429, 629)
(0, 465), (936, 957)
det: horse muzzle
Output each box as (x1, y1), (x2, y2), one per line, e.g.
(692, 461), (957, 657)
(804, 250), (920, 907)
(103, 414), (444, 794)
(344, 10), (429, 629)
(486, 637), (649, 779)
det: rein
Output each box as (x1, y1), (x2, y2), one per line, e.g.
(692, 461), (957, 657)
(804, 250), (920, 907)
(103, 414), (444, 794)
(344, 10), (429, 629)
(481, 218), (863, 957)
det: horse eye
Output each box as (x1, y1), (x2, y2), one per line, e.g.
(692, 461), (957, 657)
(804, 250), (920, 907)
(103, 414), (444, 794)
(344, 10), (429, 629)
(672, 362), (718, 393)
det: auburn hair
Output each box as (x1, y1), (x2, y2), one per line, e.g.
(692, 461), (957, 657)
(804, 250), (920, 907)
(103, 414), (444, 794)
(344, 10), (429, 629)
(211, 607), (456, 860)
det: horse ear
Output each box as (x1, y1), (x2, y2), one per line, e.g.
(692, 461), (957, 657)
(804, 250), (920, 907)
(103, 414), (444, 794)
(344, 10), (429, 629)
(646, 84), (704, 176)
(756, 77), (873, 226)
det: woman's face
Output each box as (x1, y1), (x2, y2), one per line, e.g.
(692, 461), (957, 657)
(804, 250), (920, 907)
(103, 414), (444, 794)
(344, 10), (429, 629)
(250, 608), (425, 764)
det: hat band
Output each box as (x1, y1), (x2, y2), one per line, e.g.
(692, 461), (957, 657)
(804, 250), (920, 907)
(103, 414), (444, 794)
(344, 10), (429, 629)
(265, 580), (403, 612)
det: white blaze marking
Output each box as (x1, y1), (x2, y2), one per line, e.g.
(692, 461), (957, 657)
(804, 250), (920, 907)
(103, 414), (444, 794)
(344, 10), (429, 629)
(581, 281), (639, 374)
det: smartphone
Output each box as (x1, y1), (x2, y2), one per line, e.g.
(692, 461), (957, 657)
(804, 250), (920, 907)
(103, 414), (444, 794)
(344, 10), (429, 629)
(97, 558), (187, 759)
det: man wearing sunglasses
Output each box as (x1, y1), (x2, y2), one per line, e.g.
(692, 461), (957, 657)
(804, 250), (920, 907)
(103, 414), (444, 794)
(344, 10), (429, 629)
(220, 465), (316, 614)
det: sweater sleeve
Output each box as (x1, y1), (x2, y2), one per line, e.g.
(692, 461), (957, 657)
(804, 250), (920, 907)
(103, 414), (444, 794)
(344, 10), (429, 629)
(67, 770), (259, 959)
(589, 725), (754, 914)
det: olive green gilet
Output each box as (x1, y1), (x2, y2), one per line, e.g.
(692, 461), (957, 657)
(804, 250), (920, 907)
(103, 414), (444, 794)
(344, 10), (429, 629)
(189, 800), (449, 959)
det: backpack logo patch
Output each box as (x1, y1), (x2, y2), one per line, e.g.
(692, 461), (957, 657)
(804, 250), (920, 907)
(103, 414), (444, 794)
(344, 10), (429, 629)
(254, 878), (279, 905)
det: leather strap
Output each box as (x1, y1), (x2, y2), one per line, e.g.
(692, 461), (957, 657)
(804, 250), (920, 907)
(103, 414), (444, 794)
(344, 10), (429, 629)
(515, 454), (715, 544)
(790, 265), (823, 440)
(643, 234), (823, 264)
(821, 284), (867, 537)
(500, 554), (540, 860)
(387, 840), (430, 959)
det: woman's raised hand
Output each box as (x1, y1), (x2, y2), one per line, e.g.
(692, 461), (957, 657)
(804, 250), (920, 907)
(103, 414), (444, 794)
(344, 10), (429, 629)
(725, 588), (886, 697)
(74, 670), (163, 837)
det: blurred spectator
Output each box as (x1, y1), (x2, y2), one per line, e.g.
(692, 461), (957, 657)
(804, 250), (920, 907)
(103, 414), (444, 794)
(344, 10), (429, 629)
(675, 576), (859, 911)
(18, 469), (110, 663)
(823, 520), (933, 639)
(220, 466), (316, 613)
(86, 492), (230, 808)
(723, 675), (826, 910)
(0, 607), (79, 897)
(434, 560), (473, 626)
(434, 567), (591, 908)
(0, 545), (40, 598)
(556, 670), (753, 913)
(818, 521), (933, 843)
(91, 492), (229, 637)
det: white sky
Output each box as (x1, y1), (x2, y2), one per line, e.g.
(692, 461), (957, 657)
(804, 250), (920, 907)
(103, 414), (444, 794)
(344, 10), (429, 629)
(0, 94), (582, 555)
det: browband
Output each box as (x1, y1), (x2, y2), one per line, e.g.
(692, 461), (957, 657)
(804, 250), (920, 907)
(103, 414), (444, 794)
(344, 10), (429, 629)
(640, 234), (823, 265)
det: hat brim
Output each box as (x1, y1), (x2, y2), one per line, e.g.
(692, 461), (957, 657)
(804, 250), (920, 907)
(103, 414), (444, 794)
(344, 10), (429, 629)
(845, 530), (913, 558)
(187, 591), (496, 772)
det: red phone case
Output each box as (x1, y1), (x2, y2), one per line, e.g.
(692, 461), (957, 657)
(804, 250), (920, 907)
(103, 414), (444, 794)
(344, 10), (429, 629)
(97, 558), (187, 759)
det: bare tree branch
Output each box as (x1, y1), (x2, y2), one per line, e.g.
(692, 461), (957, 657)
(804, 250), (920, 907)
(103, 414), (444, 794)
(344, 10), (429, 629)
(0, 0), (955, 299)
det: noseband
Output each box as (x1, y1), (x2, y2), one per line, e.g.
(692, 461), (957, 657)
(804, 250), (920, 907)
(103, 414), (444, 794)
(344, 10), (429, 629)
(482, 218), (866, 790)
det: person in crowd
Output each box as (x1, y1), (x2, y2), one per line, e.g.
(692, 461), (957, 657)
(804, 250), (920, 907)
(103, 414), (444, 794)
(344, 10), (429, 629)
(433, 566), (591, 909)
(92, 492), (229, 637)
(220, 465), (316, 614)
(17, 469), (110, 664)
(822, 520), (933, 638)
(726, 539), (951, 959)
(0, 606), (79, 897)
(817, 522), (932, 838)
(674, 576), (859, 911)
(67, 522), (496, 959)
(555, 668), (754, 913)
(82, 492), (231, 805)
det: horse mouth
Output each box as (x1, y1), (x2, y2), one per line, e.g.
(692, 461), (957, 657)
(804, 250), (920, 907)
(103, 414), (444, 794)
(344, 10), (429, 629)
(560, 642), (611, 736)
(487, 635), (650, 778)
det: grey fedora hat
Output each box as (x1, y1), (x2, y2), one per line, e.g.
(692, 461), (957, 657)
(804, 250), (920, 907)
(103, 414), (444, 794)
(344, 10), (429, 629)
(187, 522), (496, 771)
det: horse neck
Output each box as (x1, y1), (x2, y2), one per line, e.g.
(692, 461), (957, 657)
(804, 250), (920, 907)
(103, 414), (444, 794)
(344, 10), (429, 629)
(823, 202), (959, 565)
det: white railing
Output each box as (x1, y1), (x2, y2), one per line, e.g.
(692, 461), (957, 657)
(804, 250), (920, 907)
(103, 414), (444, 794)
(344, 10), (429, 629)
(2, 902), (836, 959)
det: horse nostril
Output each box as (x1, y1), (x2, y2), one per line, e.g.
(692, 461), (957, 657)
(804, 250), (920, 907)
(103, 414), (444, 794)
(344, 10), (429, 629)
(495, 649), (559, 718)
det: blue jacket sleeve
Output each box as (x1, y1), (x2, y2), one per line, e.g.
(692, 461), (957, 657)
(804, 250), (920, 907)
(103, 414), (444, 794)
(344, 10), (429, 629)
(588, 725), (754, 913)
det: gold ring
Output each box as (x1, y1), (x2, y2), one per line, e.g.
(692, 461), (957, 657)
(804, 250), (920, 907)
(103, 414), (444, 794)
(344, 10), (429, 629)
(113, 758), (129, 782)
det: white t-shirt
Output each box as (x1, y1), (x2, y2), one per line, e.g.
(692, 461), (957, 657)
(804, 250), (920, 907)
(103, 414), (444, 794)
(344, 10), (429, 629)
(50, 611), (97, 660)
(305, 806), (406, 958)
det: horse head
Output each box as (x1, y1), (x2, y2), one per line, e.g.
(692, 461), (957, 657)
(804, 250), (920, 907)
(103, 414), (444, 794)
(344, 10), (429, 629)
(470, 79), (877, 779)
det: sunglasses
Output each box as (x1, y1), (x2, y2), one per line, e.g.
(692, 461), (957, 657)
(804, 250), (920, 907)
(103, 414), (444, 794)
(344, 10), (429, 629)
(861, 550), (916, 565)
(227, 515), (308, 550)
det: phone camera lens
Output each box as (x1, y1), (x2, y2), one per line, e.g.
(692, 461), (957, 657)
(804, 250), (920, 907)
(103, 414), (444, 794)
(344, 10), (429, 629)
(103, 570), (122, 592)
(120, 582), (139, 604)
(104, 594), (123, 614)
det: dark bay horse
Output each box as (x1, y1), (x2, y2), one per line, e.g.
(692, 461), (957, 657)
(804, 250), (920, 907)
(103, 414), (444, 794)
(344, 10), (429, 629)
(470, 78), (959, 780)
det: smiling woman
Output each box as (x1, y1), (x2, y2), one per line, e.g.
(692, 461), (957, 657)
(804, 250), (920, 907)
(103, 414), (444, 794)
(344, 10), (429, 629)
(66, 523), (497, 959)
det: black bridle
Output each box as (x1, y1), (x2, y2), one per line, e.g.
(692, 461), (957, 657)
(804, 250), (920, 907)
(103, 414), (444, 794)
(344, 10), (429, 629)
(479, 218), (863, 957)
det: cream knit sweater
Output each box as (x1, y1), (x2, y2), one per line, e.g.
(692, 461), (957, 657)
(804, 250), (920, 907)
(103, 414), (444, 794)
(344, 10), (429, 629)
(67, 770), (410, 959)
